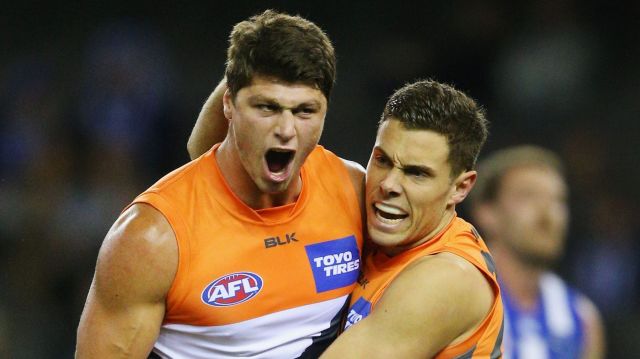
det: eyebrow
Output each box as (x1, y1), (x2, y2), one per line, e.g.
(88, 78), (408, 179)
(374, 147), (436, 176)
(249, 95), (322, 109)
(249, 96), (280, 106)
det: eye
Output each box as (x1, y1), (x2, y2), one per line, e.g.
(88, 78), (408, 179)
(373, 154), (392, 167)
(404, 167), (430, 179)
(411, 171), (426, 178)
(515, 189), (536, 200)
(257, 103), (278, 113)
(293, 107), (318, 118)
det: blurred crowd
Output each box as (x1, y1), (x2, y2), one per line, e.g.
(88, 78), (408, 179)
(1, 1), (638, 357)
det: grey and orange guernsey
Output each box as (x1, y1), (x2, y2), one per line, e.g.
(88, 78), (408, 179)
(345, 216), (504, 359)
(132, 144), (363, 358)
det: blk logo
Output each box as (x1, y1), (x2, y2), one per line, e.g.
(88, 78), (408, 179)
(264, 232), (298, 248)
(357, 271), (369, 289)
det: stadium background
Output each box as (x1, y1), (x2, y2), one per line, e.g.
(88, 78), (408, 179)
(1, 1), (638, 357)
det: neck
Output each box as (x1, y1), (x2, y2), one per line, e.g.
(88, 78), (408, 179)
(216, 139), (302, 209)
(491, 243), (544, 310)
(382, 209), (455, 257)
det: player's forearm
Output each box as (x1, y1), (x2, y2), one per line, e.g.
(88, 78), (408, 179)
(187, 78), (229, 159)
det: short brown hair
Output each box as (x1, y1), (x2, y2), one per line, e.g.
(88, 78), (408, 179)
(381, 79), (488, 177)
(225, 10), (336, 100)
(469, 145), (565, 205)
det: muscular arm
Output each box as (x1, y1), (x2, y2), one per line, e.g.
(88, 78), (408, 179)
(321, 252), (494, 358)
(76, 204), (178, 358)
(187, 78), (229, 159)
(578, 295), (606, 359)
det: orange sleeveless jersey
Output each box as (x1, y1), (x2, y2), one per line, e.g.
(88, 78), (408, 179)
(131, 144), (363, 358)
(344, 216), (504, 359)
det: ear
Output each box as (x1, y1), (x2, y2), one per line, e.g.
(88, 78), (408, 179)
(222, 89), (233, 120)
(449, 170), (477, 205)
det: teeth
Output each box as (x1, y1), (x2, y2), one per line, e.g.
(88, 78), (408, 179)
(376, 211), (404, 224)
(374, 203), (406, 215)
(373, 203), (408, 224)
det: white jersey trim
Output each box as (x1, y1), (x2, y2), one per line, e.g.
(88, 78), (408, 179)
(152, 295), (347, 359)
(540, 272), (575, 337)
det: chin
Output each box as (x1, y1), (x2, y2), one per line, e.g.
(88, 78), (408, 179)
(263, 181), (291, 194)
(368, 229), (403, 248)
(520, 251), (561, 269)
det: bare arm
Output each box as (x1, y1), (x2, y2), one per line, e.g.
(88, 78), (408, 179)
(321, 252), (494, 358)
(578, 295), (606, 359)
(340, 158), (366, 221)
(76, 204), (178, 358)
(187, 77), (229, 159)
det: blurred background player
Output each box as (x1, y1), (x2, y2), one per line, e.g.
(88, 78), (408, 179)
(468, 145), (605, 359)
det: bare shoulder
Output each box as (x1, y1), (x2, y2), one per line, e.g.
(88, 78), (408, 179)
(576, 293), (606, 359)
(76, 203), (178, 357)
(394, 252), (494, 314)
(340, 157), (365, 185)
(339, 157), (365, 215)
(94, 203), (178, 305)
(384, 252), (494, 339)
(321, 251), (496, 358)
(364, 252), (493, 356)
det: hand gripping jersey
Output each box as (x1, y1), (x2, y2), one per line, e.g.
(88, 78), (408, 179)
(345, 216), (504, 359)
(132, 144), (363, 358)
(501, 273), (586, 359)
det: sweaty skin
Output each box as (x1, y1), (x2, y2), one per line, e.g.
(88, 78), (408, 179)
(321, 120), (497, 358)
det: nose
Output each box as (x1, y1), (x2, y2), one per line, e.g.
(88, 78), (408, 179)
(379, 168), (402, 198)
(275, 111), (296, 142)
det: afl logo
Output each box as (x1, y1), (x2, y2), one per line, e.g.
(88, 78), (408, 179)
(201, 272), (263, 307)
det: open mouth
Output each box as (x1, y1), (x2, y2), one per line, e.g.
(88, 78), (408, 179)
(265, 148), (295, 174)
(374, 203), (408, 223)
